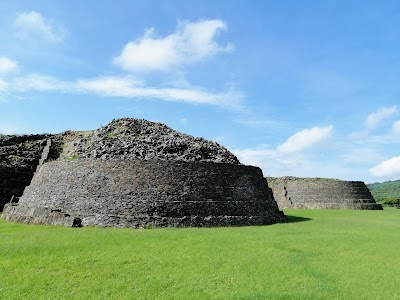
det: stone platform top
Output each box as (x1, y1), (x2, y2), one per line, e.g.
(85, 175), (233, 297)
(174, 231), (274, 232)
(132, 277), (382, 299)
(60, 118), (240, 164)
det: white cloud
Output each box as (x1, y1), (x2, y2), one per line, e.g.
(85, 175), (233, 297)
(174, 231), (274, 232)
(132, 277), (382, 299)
(238, 118), (287, 128)
(0, 125), (27, 135)
(343, 148), (383, 164)
(11, 74), (71, 92)
(277, 125), (333, 154)
(233, 146), (305, 176)
(14, 11), (63, 42)
(232, 145), (348, 179)
(393, 120), (400, 136)
(76, 76), (144, 96)
(0, 57), (18, 74)
(77, 76), (242, 107)
(369, 156), (400, 179)
(180, 118), (188, 125)
(233, 147), (278, 169)
(114, 19), (233, 72)
(365, 106), (397, 129)
(2, 17), (239, 108)
(0, 79), (8, 91)
(232, 144), (373, 181)
(5, 74), (242, 108)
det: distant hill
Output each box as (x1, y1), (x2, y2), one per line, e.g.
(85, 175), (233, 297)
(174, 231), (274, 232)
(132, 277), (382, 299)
(367, 180), (400, 202)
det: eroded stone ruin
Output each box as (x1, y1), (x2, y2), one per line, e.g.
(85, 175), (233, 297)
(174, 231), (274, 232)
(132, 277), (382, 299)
(1, 118), (286, 228)
(267, 176), (383, 210)
(0, 134), (62, 211)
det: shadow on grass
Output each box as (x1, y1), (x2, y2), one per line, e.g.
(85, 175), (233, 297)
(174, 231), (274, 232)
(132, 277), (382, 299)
(285, 215), (312, 223)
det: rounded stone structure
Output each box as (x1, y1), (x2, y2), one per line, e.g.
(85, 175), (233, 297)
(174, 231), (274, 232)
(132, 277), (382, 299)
(267, 176), (383, 210)
(2, 118), (286, 228)
(3, 159), (285, 228)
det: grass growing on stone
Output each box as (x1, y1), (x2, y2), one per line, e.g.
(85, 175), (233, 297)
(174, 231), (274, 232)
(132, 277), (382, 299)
(1, 208), (399, 300)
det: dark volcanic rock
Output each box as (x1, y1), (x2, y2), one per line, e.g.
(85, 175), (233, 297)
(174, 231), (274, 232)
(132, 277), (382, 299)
(0, 118), (240, 212)
(267, 176), (383, 210)
(62, 118), (240, 164)
(3, 160), (285, 228)
(3, 118), (287, 228)
(0, 134), (50, 210)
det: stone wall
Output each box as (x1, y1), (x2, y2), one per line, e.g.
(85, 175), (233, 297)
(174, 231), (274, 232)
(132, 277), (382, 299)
(0, 134), (55, 211)
(267, 177), (383, 210)
(3, 160), (285, 228)
(0, 117), (239, 213)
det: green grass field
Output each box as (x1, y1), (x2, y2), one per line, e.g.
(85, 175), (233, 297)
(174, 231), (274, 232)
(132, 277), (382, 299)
(1, 208), (399, 300)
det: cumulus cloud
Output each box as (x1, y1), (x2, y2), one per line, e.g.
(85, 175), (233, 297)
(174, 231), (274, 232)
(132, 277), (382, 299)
(232, 143), (372, 181)
(113, 19), (233, 72)
(277, 125), (333, 154)
(2, 19), (239, 108)
(231, 146), (336, 178)
(0, 57), (18, 74)
(233, 146), (297, 176)
(393, 120), (400, 136)
(232, 126), (334, 177)
(369, 156), (400, 179)
(233, 147), (277, 169)
(365, 106), (397, 129)
(14, 11), (63, 42)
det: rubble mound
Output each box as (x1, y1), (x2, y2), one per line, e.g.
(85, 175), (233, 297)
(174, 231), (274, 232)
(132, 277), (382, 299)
(63, 118), (240, 164)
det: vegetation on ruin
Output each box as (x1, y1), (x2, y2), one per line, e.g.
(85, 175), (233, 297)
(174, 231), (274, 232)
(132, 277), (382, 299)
(1, 208), (399, 300)
(68, 152), (80, 160)
(381, 198), (400, 207)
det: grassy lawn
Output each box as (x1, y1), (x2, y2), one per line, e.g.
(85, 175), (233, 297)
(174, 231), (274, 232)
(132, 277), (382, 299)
(1, 208), (399, 299)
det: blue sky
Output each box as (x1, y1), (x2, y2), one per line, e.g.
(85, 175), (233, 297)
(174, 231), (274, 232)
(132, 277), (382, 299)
(1, 1), (400, 182)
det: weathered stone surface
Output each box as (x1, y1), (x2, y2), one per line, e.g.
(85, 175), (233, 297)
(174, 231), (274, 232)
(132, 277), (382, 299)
(60, 118), (240, 164)
(2, 204), (81, 227)
(0, 134), (59, 210)
(267, 176), (383, 210)
(0, 118), (239, 212)
(2, 118), (286, 227)
(3, 160), (285, 228)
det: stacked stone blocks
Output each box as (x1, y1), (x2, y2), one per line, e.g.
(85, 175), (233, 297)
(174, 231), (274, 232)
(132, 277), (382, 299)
(267, 177), (382, 210)
(2, 118), (286, 228)
(3, 160), (284, 227)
